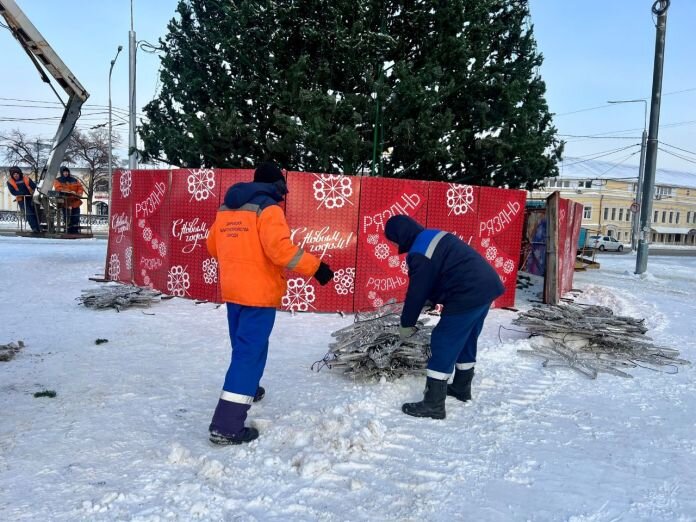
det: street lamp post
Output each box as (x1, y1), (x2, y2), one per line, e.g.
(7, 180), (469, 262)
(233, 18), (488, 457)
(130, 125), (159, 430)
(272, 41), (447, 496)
(607, 99), (647, 252)
(108, 45), (123, 185)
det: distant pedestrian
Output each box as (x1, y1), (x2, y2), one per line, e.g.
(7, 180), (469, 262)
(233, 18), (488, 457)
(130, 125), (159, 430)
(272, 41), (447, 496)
(206, 162), (334, 445)
(53, 166), (83, 234)
(6, 166), (40, 233)
(385, 215), (504, 419)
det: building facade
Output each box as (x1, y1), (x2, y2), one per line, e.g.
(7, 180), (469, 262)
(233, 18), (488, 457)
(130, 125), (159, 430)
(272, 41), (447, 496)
(530, 158), (696, 246)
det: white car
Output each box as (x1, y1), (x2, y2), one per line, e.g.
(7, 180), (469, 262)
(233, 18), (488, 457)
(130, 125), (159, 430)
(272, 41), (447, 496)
(588, 235), (624, 252)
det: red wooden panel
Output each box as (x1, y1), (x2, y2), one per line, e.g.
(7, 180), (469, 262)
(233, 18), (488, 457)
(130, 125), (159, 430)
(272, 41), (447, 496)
(426, 181), (480, 246)
(557, 199), (584, 297)
(354, 177), (429, 312)
(476, 187), (527, 308)
(131, 170), (171, 292)
(283, 171), (361, 312)
(168, 168), (222, 302)
(105, 169), (134, 283)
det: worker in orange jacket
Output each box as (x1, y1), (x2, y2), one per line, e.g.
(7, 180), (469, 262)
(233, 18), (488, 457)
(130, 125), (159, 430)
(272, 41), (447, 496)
(206, 162), (334, 445)
(6, 166), (40, 232)
(53, 166), (83, 233)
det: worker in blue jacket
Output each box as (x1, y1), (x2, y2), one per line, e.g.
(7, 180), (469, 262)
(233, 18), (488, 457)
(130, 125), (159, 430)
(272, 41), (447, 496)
(385, 215), (505, 419)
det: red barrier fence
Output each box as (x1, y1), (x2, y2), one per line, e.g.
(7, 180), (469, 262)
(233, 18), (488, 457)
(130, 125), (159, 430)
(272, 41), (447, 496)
(106, 169), (526, 312)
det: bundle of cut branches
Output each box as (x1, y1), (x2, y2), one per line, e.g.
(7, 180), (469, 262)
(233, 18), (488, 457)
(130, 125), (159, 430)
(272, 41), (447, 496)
(513, 303), (689, 379)
(78, 285), (162, 311)
(313, 303), (434, 380)
(0, 341), (24, 362)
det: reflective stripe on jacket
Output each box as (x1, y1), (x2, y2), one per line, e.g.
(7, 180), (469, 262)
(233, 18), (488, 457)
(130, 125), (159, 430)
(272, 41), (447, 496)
(53, 176), (83, 208)
(207, 193), (320, 307)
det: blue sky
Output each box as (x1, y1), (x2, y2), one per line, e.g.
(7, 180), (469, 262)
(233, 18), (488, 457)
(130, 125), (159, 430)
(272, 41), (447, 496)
(1, 0), (695, 171)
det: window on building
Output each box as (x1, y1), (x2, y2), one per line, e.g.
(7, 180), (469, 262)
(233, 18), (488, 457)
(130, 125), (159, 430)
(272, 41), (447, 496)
(583, 206), (592, 219)
(604, 208), (609, 221)
(618, 209), (624, 221)
(563, 180), (571, 188)
(626, 210), (631, 222)
(580, 180), (592, 188)
(669, 212), (673, 224)
(688, 211), (691, 224)
(654, 210), (659, 223)
(662, 211), (667, 223)
(611, 208), (616, 221)
(652, 233), (657, 242)
(617, 231), (622, 240)
(676, 212), (680, 224)
(675, 234), (682, 243)
(631, 183), (638, 193)
(607, 230), (613, 237)
(94, 179), (109, 192)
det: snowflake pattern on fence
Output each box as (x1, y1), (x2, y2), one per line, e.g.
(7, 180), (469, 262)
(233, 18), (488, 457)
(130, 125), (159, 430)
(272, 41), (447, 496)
(495, 256), (504, 269)
(167, 265), (191, 297)
(503, 259), (515, 274)
(158, 242), (167, 258)
(108, 254), (120, 279)
(125, 247), (133, 270)
(282, 278), (316, 311)
(375, 243), (390, 260)
(143, 227), (152, 242)
(138, 219), (145, 229)
(367, 234), (379, 245)
(333, 267), (355, 295)
(313, 174), (353, 209)
(388, 255), (400, 268)
(481, 237), (490, 248)
(446, 184), (474, 215)
(400, 260), (409, 275)
(119, 170), (132, 198)
(486, 246), (498, 261)
(202, 258), (218, 285)
(187, 169), (216, 202)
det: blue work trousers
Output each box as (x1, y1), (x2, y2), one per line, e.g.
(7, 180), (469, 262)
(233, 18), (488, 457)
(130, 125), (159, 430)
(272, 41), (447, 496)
(222, 303), (276, 401)
(427, 303), (491, 380)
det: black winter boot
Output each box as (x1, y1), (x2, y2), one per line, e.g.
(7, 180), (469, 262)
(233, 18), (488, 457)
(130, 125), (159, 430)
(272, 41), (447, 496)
(447, 368), (474, 402)
(253, 386), (265, 403)
(402, 377), (447, 419)
(209, 399), (259, 445)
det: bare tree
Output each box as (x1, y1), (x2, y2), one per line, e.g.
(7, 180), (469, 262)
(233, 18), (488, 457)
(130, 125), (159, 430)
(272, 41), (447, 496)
(67, 128), (121, 213)
(0, 129), (53, 178)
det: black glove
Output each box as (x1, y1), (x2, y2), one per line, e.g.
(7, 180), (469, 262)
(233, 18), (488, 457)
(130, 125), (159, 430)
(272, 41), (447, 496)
(314, 262), (334, 286)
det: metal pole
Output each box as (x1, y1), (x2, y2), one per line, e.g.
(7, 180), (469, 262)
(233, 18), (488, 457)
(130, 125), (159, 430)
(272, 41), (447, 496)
(128, 0), (137, 169)
(108, 46), (123, 185)
(633, 129), (647, 251)
(636, 1), (669, 274)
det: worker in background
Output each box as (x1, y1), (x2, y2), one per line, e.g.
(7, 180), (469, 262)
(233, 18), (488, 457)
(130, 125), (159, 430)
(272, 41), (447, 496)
(53, 166), (83, 234)
(6, 166), (40, 233)
(206, 161), (334, 445)
(385, 215), (505, 419)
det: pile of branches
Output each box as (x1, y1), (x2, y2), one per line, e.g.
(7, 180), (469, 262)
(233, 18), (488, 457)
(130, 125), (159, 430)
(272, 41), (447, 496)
(313, 303), (434, 380)
(0, 341), (24, 362)
(513, 303), (689, 378)
(78, 285), (162, 311)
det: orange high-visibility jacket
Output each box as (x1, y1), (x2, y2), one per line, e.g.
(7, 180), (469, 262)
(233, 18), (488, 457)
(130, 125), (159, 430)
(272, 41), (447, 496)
(53, 175), (83, 208)
(207, 182), (320, 307)
(7, 175), (35, 202)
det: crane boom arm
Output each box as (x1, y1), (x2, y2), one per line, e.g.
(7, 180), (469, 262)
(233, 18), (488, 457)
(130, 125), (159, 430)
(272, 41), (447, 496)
(0, 0), (90, 201)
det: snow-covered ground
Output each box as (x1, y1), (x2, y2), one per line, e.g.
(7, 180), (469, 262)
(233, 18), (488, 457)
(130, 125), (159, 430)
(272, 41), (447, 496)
(1, 236), (695, 521)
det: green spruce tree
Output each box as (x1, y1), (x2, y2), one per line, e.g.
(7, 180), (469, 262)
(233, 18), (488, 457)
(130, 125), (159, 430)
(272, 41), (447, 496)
(141, 0), (561, 188)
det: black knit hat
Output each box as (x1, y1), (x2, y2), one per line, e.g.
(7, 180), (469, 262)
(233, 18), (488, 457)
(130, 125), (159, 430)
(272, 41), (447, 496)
(60, 166), (71, 175)
(9, 166), (22, 175)
(253, 162), (284, 184)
